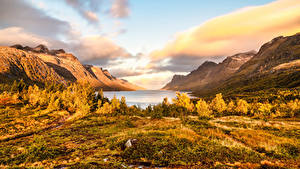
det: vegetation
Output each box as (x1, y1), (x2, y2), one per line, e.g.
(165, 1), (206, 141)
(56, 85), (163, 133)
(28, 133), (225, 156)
(0, 81), (299, 168)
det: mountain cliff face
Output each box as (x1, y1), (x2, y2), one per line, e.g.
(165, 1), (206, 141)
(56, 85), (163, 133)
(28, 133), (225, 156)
(163, 33), (300, 95)
(0, 45), (143, 91)
(0, 47), (65, 84)
(162, 51), (255, 91)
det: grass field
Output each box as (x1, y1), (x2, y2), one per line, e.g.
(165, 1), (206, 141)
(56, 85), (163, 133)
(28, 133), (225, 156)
(1, 106), (299, 168)
(0, 83), (299, 168)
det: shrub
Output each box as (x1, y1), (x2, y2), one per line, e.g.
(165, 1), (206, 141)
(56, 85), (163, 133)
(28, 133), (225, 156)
(118, 96), (129, 115)
(257, 103), (273, 117)
(111, 95), (120, 110)
(172, 92), (194, 112)
(195, 99), (212, 117)
(236, 99), (249, 115)
(13, 136), (66, 164)
(151, 104), (164, 119)
(47, 93), (61, 111)
(210, 93), (226, 114)
(226, 100), (235, 114)
(97, 102), (113, 114)
(287, 99), (300, 117)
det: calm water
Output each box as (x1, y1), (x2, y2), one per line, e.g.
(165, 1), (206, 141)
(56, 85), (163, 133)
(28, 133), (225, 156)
(103, 90), (194, 109)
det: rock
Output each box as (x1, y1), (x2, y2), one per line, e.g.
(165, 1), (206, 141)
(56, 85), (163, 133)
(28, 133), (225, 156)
(23, 46), (33, 51)
(49, 49), (65, 55)
(33, 44), (49, 53)
(10, 44), (23, 50)
(125, 139), (137, 148)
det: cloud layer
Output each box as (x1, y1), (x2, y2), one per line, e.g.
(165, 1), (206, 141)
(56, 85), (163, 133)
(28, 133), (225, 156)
(64, 0), (101, 24)
(151, 0), (300, 61)
(0, 0), (70, 38)
(0, 27), (70, 50)
(110, 0), (130, 18)
(73, 35), (131, 65)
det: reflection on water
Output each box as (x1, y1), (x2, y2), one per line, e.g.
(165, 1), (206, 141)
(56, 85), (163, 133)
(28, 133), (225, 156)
(103, 90), (194, 109)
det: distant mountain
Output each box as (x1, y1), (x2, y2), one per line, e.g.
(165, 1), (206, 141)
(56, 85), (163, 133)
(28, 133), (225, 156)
(162, 51), (255, 91)
(0, 45), (144, 91)
(163, 33), (300, 96)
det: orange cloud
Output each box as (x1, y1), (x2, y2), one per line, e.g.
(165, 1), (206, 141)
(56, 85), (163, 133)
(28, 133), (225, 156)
(151, 0), (300, 60)
(123, 71), (175, 90)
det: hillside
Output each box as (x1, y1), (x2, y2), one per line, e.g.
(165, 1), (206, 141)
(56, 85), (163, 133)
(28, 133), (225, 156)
(162, 51), (255, 91)
(0, 82), (299, 168)
(163, 33), (300, 97)
(0, 45), (143, 91)
(208, 33), (300, 96)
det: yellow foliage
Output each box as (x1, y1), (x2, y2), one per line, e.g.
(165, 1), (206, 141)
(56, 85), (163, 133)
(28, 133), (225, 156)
(226, 100), (235, 113)
(257, 103), (273, 116)
(172, 92), (194, 111)
(97, 102), (113, 114)
(195, 99), (211, 117)
(111, 95), (120, 110)
(286, 99), (300, 117)
(236, 99), (249, 115)
(210, 93), (226, 113)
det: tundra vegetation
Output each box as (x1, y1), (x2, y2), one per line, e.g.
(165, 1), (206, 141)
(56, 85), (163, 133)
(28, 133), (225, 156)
(0, 81), (299, 168)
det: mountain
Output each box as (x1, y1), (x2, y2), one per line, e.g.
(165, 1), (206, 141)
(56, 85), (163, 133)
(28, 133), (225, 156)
(163, 33), (300, 96)
(213, 33), (300, 95)
(162, 51), (255, 91)
(0, 45), (144, 91)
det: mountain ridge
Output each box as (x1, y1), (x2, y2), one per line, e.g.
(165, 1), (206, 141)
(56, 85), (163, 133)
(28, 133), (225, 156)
(162, 50), (255, 91)
(163, 33), (300, 96)
(0, 45), (144, 91)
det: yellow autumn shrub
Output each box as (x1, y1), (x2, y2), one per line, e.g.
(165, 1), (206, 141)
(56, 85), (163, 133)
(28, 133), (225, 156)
(195, 99), (212, 117)
(210, 93), (226, 114)
(172, 92), (194, 112)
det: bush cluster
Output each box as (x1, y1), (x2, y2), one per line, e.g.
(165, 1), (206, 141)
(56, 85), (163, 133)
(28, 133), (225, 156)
(1, 81), (299, 120)
(145, 92), (300, 119)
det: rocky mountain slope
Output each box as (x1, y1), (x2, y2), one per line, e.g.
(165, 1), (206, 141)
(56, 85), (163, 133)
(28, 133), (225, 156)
(0, 45), (144, 91)
(162, 51), (255, 91)
(163, 33), (300, 95)
(214, 33), (300, 95)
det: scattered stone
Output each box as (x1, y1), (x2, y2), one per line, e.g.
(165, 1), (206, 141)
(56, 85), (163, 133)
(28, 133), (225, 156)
(125, 139), (137, 148)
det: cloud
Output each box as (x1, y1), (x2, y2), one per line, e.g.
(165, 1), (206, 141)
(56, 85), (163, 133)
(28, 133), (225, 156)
(0, 0), (70, 38)
(0, 27), (67, 49)
(123, 71), (175, 90)
(110, 0), (130, 18)
(65, 0), (101, 24)
(110, 69), (143, 77)
(106, 54), (151, 77)
(151, 0), (300, 62)
(0, 27), (129, 67)
(72, 35), (131, 65)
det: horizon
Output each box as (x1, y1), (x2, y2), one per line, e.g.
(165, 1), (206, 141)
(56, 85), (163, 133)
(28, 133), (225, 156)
(0, 0), (300, 89)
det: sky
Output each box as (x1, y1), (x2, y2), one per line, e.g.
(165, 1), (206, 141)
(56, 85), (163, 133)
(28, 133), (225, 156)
(0, 0), (300, 89)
